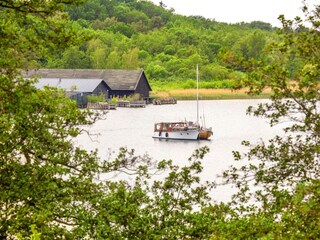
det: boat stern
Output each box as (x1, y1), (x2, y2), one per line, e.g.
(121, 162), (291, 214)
(198, 128), (213, 140)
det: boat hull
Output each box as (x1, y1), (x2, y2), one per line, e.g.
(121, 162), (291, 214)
(153, 130), (200, 140)
(199, 129), (213, 140)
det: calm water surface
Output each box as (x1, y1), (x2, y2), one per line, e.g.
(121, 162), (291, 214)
(77, 99), (282, 202)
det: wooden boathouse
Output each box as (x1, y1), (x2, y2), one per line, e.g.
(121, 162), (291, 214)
(25, 69), (152, 107)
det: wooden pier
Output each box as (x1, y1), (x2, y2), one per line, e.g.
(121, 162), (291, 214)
(117, 100), (130, 107)
(108, 103), (117, 110)
(117, 100), (146, 108)
(87, 102), (117, 110)
(129, 100), (146, 108)
(152, 97), (177, 105)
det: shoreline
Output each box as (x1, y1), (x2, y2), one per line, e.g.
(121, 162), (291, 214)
(150, 88), (272, 100)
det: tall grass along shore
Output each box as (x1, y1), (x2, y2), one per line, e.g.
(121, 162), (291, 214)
(151, 88), (272, 100)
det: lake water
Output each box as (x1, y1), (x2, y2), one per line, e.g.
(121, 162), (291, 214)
(76, 99), (283, 202)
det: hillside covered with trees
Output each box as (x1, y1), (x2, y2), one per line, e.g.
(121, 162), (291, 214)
(39, 0), (288, 90)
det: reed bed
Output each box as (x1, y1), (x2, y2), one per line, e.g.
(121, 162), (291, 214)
(151, 88), (272, 100)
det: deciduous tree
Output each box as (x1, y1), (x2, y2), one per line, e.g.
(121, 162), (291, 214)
(0, 1), (217, 238)
(220, 1), (320, 237)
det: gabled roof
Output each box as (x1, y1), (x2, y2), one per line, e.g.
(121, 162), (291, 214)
(100, 70), (146, 91)
(33, 78), (106, 92)
(24, 69), (152, 91)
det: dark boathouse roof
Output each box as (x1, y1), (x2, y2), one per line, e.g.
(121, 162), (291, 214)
(24, 69), (152, 92)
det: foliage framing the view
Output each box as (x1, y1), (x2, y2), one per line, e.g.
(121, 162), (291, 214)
(0, 0), (319, 238)
(218, 1), (320, 238)
(0, 0), (215, 238)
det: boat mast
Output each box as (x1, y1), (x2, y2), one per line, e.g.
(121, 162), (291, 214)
(196, 64), (199, 125)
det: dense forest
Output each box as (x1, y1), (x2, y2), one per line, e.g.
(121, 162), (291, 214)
(40, 0), (288, 89)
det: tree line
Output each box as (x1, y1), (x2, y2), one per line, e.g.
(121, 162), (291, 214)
(43, 0), (286, 89)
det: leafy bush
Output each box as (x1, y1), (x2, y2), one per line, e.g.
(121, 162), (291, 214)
(182, 79), (196, 89)
(201, 80), (236, 89)
(87, 93), (106, 103)
(128, 93), (141, 101)
(109, 97), (118, 104)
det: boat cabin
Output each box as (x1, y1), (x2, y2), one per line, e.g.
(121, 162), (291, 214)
(154, 121), (199, 132)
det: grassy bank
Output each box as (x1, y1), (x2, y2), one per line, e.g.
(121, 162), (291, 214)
(151, 88), (272, 100)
